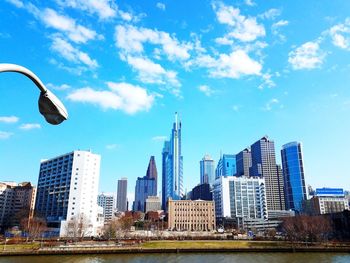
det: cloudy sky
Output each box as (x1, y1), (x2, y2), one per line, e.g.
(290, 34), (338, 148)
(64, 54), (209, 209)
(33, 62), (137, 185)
(1, 0), (350, 202)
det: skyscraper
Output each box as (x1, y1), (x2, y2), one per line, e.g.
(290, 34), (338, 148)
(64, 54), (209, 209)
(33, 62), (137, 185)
(235, 148), (251, 177)
(35, 150), (103, 237)
(250, 136), (285, 211)
(162, 112), (183, 210)
(146, 156), (158, 192)
(116, 178), (128, 212)
(281, 142), (307, 212)
(215, 154), (236, 179)
(200, 154), (215, 185)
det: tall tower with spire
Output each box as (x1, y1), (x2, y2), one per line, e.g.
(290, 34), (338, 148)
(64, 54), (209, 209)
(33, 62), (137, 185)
(162, 112), (183, 210)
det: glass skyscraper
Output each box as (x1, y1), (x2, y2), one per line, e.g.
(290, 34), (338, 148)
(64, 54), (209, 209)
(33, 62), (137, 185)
(250, 136), (285, 211)
(133, 156), (158, 212)
(281, 142), (307, 212)
(215, 154), (236, 179)
(200, 154), (215, 185)
(162, 112), (183, 210)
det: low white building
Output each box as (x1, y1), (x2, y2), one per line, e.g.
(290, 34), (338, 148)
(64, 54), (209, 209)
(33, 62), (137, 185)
(213, 176), (268, 221)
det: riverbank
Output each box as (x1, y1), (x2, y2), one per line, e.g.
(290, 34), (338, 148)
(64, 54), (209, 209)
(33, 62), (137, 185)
(1, 240), (350, 256)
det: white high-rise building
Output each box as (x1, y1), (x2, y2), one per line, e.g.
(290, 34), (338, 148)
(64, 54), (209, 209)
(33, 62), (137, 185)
(35, 150), (104, 237)
(98, 193), (116, 222)
(213, 176), (268, 221)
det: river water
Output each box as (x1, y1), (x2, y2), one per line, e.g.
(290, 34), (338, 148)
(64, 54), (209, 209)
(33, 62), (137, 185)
(0, 253), (350, 263)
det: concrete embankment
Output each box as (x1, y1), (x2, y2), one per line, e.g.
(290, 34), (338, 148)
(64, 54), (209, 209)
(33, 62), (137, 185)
(1, 243), (350, 256)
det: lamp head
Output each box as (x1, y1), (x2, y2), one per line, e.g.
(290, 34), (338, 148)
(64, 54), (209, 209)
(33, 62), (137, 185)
(38, 90), (68, 125)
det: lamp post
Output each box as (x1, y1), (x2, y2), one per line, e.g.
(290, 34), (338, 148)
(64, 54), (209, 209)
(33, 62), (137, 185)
(0, 63), (68, 125)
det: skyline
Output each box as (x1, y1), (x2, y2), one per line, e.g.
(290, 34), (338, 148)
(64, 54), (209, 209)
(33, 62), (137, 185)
(1, 0), (350, 202)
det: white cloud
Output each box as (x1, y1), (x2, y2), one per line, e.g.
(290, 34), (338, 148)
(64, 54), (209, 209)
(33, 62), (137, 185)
(6, 0), (23, 8)
(47, 83), (71, 91)
(156, 2), (166, 10)
(115, 25), (192, 61)
(263, 98), (279, 111)
(51, 36), (98, 68)
(20, 123), (41, 130)
(329, 18), (350, 50)
(0, 131), (13, 139)
(271, 20), (289, 40)
(106, 144), (119, 150)
(0, 116), (19, 123)
(212, 2), (265, 42)
(56, 0), (116, 20)
(190, 50), (261, 79)
(215, 37), (234, 45)
(259, 8), (281, 20)
(258, 72), (276, 89)
(245, 0), (255, 7)
(152, 136), (167, 141)
(198, 85), (215, 96)
(67, 82), (155, 114)
(288, 41), (325, 70)
(125, 55), (181, 94)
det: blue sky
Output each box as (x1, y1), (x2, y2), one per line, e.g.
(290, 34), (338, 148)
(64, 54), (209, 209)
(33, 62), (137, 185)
(1, 0), (350, 203)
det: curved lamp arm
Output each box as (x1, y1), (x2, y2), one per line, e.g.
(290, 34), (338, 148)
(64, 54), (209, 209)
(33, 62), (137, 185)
(0, 63), (47, 93)
(0, 63), (68, 125)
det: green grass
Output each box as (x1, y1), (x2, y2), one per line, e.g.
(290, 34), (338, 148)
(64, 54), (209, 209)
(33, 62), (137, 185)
(141, 240), (289, 249)
(1, 242), (40, 251)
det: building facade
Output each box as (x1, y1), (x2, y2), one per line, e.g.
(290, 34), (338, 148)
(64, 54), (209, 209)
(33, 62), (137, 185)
(308, 188), (350, 215)
(162, 112), (183, 210)
(250, 136), (285, 211)
(168, 199), (216, 231)
(213, 176), (268, 221)
(200, 155), (215, 186)
(235, 148), (251, 177)
(116, 178), (128, 212)
(146, 156), (158, 192)
(0, 182), (36, 230)
(215, 154), (236, 179)
(145, 196), (162, 212)
(281, 142), (307, 212)
(35, 150), (103, 237)
(97, 193), (116, 222)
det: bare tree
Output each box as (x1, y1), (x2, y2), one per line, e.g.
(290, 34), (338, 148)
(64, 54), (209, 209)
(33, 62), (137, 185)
(65, 214), (91, 241)
(20, 217), (47, 241)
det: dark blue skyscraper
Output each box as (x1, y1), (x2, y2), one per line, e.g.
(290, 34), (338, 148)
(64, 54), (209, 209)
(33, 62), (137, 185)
(162, 112), (183, 210)
(133, 156), (158, 212)
(281, 142), (307, 212)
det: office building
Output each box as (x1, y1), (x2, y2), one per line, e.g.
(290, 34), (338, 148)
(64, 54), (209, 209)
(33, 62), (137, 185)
(146, 156), (158, 192)
(168, 199), (216, 231)
(235, 148), (251, 177)
(213, 176), (268, 221)
(0, 182), (36, 230)
(250, 136), (285, 211)
(281, 142), (307, 212)
(117, 178), (128, 212)
(191, 183), (213, 201)
(35, 150), (103, 237)
(97, 193), (116, 222)
(306, 188), (349, 215)
(200, 155), (215, 185)
(162, 112), (183, 210)
(215, 154), (236, 179)
(133, 157), (158, 212)
(145, 196), (162, 212)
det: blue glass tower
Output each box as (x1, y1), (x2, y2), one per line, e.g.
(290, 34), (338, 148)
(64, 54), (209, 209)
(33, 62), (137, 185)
(215, 154), (236, 179)
(162, 112), (183, 210)
(281, 142), (307, 212)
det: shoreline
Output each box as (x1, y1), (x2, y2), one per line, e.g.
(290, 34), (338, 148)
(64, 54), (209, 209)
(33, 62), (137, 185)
(1, 241), (350, 256)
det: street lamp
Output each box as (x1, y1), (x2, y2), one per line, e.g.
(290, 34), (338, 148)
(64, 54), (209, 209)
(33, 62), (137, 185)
(0, 63), (68, 125)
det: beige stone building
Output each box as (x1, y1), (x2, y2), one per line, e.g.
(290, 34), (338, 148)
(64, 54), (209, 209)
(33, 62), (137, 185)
(168, 199), (216, 231)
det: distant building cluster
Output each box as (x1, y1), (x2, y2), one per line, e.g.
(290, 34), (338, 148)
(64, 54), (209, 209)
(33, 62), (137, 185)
(1, 113), (349, 236)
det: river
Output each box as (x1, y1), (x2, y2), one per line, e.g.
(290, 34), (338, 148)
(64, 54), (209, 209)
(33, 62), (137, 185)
(0, 253), (350, 263)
